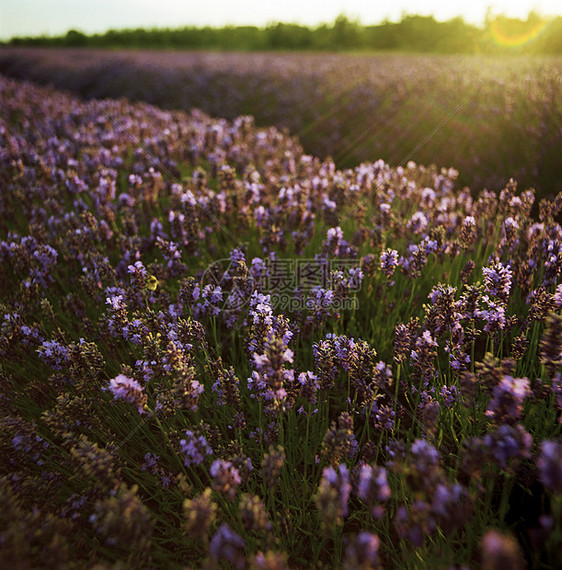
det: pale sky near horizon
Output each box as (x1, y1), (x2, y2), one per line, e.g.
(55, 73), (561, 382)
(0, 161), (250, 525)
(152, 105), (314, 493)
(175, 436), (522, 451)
(1, 0), (560, 40)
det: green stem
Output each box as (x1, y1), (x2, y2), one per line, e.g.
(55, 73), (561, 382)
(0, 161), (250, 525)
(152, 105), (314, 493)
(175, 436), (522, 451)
(304, 410), (311, 481)
(499, 472), (514, 524)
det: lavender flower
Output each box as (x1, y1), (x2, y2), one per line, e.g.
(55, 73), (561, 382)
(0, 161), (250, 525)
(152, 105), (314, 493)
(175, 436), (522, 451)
(107, 374), (147, 413)
(5, 65), (562, 570)
(249, 326), (295, 410)
(410, 330), (438, 383)
(194, 283), (223, 317)
(410, 438), (441, 472)
(31, 244), (58, 288)
(540, 313), (562, 373)
(459, 215), (477, 248)
(321, 413), (356, 464)
(298, 370), (320, 404)
(315, 464), (352, 529)
(485, 375), (530, 424)
(370, 401), (396, 431)
(380, 248), (399, 278)
(536, 439), (562, 494)
(212, 366), (241, 407)
(483, 261), (513, 302)
(179, 430), (213, 467)
(440, 385), (459, 408)
(554, 284), (562, 308)
(251, 550), (289, 569)
(474, 424), (533, 471)
(477, 295), (507, 334)
(307, 286), (335, 312)
(262, 445), (285, 488)
(210, 459), (241, 501)
(239, 493), (271, 533)
(431, 481), (467, 525)
(481, 529), (525, 570)
(106, 293), (126, 311)
(426, 283), (459, 335)
(141, 452), (160, 474)
(394, 318), (418, 365)
(184, 487), (217, 540)
(128, 260), (148, 279)
(419, 395), (440, 436)
(250, 291), (274, 325)
(37, 339), (69, 371)
(329, 334), (356, 371)
(250, 257), (268, 289)
(357, 464), (391, 518)
(325, 226), (344, 256)
(342, 532), (381, 570)
(394, 500), (435, 546)
(500, 216), (521, 250)
(89, 484), (153, 556)
(313, 338), (338, 390)
(209, 523), (245, 569)
(407, 211), (428, 234)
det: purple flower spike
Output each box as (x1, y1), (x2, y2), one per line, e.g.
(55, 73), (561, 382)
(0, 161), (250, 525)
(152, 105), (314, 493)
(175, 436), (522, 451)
(107, 374), (147, 414)
(209, 523), (245, 569)
(537, 439), (562, 494)
(179, 430), (213, 467)
(485, 375), (530, 424)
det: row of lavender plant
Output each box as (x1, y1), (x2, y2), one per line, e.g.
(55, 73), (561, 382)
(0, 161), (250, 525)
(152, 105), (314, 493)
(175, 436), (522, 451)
(0, 75), (561, 568)
(0, 48), (561, 199)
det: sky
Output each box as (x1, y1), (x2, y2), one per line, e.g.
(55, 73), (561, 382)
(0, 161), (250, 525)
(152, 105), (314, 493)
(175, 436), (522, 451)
(1, 0), (561, 40)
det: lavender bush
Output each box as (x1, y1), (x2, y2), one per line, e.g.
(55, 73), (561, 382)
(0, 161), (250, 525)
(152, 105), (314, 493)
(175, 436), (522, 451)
(0, 48), (561, 199)
(0, 75), (561, 568)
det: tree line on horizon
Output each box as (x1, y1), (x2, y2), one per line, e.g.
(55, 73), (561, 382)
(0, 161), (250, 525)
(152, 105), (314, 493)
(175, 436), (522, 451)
(5, 13), (562, 54)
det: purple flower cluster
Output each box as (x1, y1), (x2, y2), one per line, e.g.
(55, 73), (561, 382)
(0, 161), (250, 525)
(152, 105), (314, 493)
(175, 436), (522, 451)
(464, 424), (533, 471)
(314, 464), (352, 528)
(179, 429), (213, 467)
(107, 374), (147, 414)
(391, 439), (471, 545)
(357, 464), (391, 519)
(537, 439), (562, 494)
(483, 261), (513, 302)
(209, 523), (245, 569)
(37, 339), (69, 371)
(210, 459), (242, 501)
(485, 375), (531, 424)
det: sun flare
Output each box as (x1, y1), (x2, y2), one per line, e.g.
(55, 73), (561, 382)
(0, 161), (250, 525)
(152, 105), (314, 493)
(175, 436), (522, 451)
(490, 17), (551, 47)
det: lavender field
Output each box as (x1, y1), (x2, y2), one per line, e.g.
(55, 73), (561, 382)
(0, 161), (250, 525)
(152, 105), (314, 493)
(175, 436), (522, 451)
(0, 69), (561, 569)
(1, 48), (561, 201)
